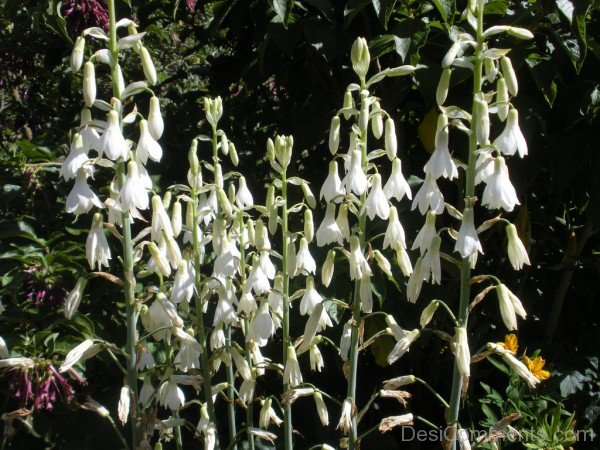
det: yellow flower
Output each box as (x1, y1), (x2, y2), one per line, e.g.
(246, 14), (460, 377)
(498, 334), (518, 354)
(523, 355), (550, 380)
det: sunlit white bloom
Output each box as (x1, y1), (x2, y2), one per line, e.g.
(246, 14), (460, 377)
(388, 329), (420, 364)
(313, 391), (329, 425)
(259, 398), (283, 428)
(457, 428), (472, 450)
(421, 235), (442, 284)
(139, 377), (154, 406)
(343, 149), (368, 195)
(283, 345), (303, 387)
(151, 195), (173, 241)
(412, 211), (437, 254)
(157, 293), (184, 328)
(175, 340), (201, 372)
(139, 345), (155, 370)
(118, 386), (130, 425)
(250, 300), (275, 347)
(170, 201), (182, 237)
(382, 207), (406, 251)
(295, 237), (316, 276)
(424, 114), (458, 179)
(214, 282), (239, 325)
(340, 321), (352, 361)
(361, 174), (390, 220)
(316, 203), (343, 247)
(407, 257), (424, 303)
(384, 117), (397, 160)
(474, 148), (494, 185)
(488, 343), (539, 388)
(64, 277), (87, 319)
(245, 255), (271, 295)
(61, 133), (89, 181)
(336, 204), (351, 241)
(172, 259), (195, 304)
(268, 275), (283, 324)
(66, 170), (103, 215)
(482, 157), (519, 211)
(411, 173), (444, 215)
(147, 240), (171, 277)
(309, 344), (324, 372)
(165, 235), (182, 268)
(79, 108), (100, 153)
(383, 158), (412, 201)
(157, 381), (185, 410)
(337, 399), (354, 434)
(60, 339), (102, 372)
(349, 236), (371, 280)
(120, 161), (149, 212)
(455, 208), (483, 258)
(299, 276), (323, 316)
(395, 245), (413, 277)
(86, 213), (111, 270)
(136, 119), (162, 164)
(142, 298), (173, 341)
(497, 283), (527, 330)
(493, 109), (527, 158)
(213, 234), (241, 278)
(235, 176), (254, 209)
(455, 327), (470, 377)
(210, 323), (226, 350)
(506, 224), (530, 270)
(0, 357), (34, 369)
(99, 110), (128, 161)
(239, 379), (256, 404)
(259, 251), (276, 280)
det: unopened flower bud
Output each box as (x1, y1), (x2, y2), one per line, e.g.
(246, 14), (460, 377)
(475, 99), (490, 145)
(385, 118), (397, 160)
(507, 26), (534, 40)
(322, 250), (335, 287)
(455, 327), (470, 377)
(442, 42), (460, 68)
(496, 78), (509, 121)
(436, 68), (451, 106)
(304, 209), (314, 243)
(329, 116), (340, 154)
(188, 139), (199, 175)
(220, 133), (229, 155)
(148, 96), (164, 140)
(358, 100), (369, 131)
(500, 57), (518, 96)
(342, 90), (354, 120)
(65, 277), (88, 319)
(229, 141), (239, 166)
(419, 300), (439, 328)
(171, 201), (182, 237)
(484, 57), (497, 83)
(115, 63), (125, 97)
(371, 101), (384, 138)
(140, 46), (157, 85)
(351, 37), (370, 80)
(71, 36), (85, 73)
(83, 61), (96, 107)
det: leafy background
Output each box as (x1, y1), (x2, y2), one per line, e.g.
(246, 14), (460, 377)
(0, 0), (599, 448)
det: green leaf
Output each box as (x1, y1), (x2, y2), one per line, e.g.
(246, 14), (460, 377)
(392, 18), (429, 64)
(302, 0), (335, 18)
(483, 0), (509, 15)
(430, 0), (454, 24)
(559, 370), (586, 396)
(372, 0), (398, 29)
(526, 55), (558, 106)
(556, 0), (575, 23)
(368, 34), (396, 58)
(272, 0), (294, 25)
(344, 0), (371, 27)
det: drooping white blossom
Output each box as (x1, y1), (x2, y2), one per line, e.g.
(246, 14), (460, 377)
(506, 224), (530, 270)
(454, 208), (483, 258)
(411, 173), (445, 215)
(86, 212), (111, 270)
(361, 173), (390, 220)
(66, 170), (103, 215)
(316, 203), (343, 247)
(383, 158), (412, 201)
(481, 156), (519, 211)
(424, 113), (458, 179)
(343, 149), (369, 196)
(493, 109), (527, 158)
(99, 110), (128, 161)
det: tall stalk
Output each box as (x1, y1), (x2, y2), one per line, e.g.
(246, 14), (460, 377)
(346, 93), (368, 450)
(107, 0), (141, 445)
(447, 5), (484, 447)
(281, 163), (293, 450)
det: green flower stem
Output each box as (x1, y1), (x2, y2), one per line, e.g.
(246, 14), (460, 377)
(281, 163), (293, 450)
(447, 5), (485, 449)
(190, 130), (219, 444)
(225, 329), (238, 450)
(414, 377), (450, 409)
(107, 0), (141, 446)
(346, 96), (369, 450)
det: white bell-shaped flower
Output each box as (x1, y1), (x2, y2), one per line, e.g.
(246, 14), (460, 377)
(339, 321), (352, 361)
(496, 283), (527, 331)
(99, 110), (128, 161)
(383, 206), (406, 250)
(360, 276), (373, 313)
(249, 300), (274, 347)
(349, 235), (371, 280)
(174, 341), (201, 372)
(157, 381), (185, 410)
(136, 119), (162, 164)
(411, 173), (444, 215)
(320, 160), (345, 203)
(421, 235), (442, 284)
(120, 161), (149, 212)
(424, 113), (458, 179)
(235, 176), (254, 209)
(506, 224), (530, 270)
(455, 207), (483, 258)
(299, 276), (323, 316)
(213, 234), (241, 278)
(412, 211), (437, 254)
(387, 329), (420, 364)
(336, 204), (351, 241)
(60, 133), (89, 181)
(214, 283), (239, 325)
(79, 108), (100, 153)
(481, 156), (519, 212)
(361, 174), (390, 220)
(172, 259), (195, 304)
(283, 345), (303, 387)
(86, 213), (111, 270)
(66, 169), (103, 215)
(343, 149), (368, 195)
(493, 109), (527, 158)
(151, 195), (174, 241)
(474, 148), (494, 185)
(383, 158), (412, 201)
(316, 203), (343, 247)
(259, 251), (276, 280)
(245, 255), (271, 295)
(295, 237), (316, 276)
(147, 240), (171, 277)
(406, 257), (425, 303)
